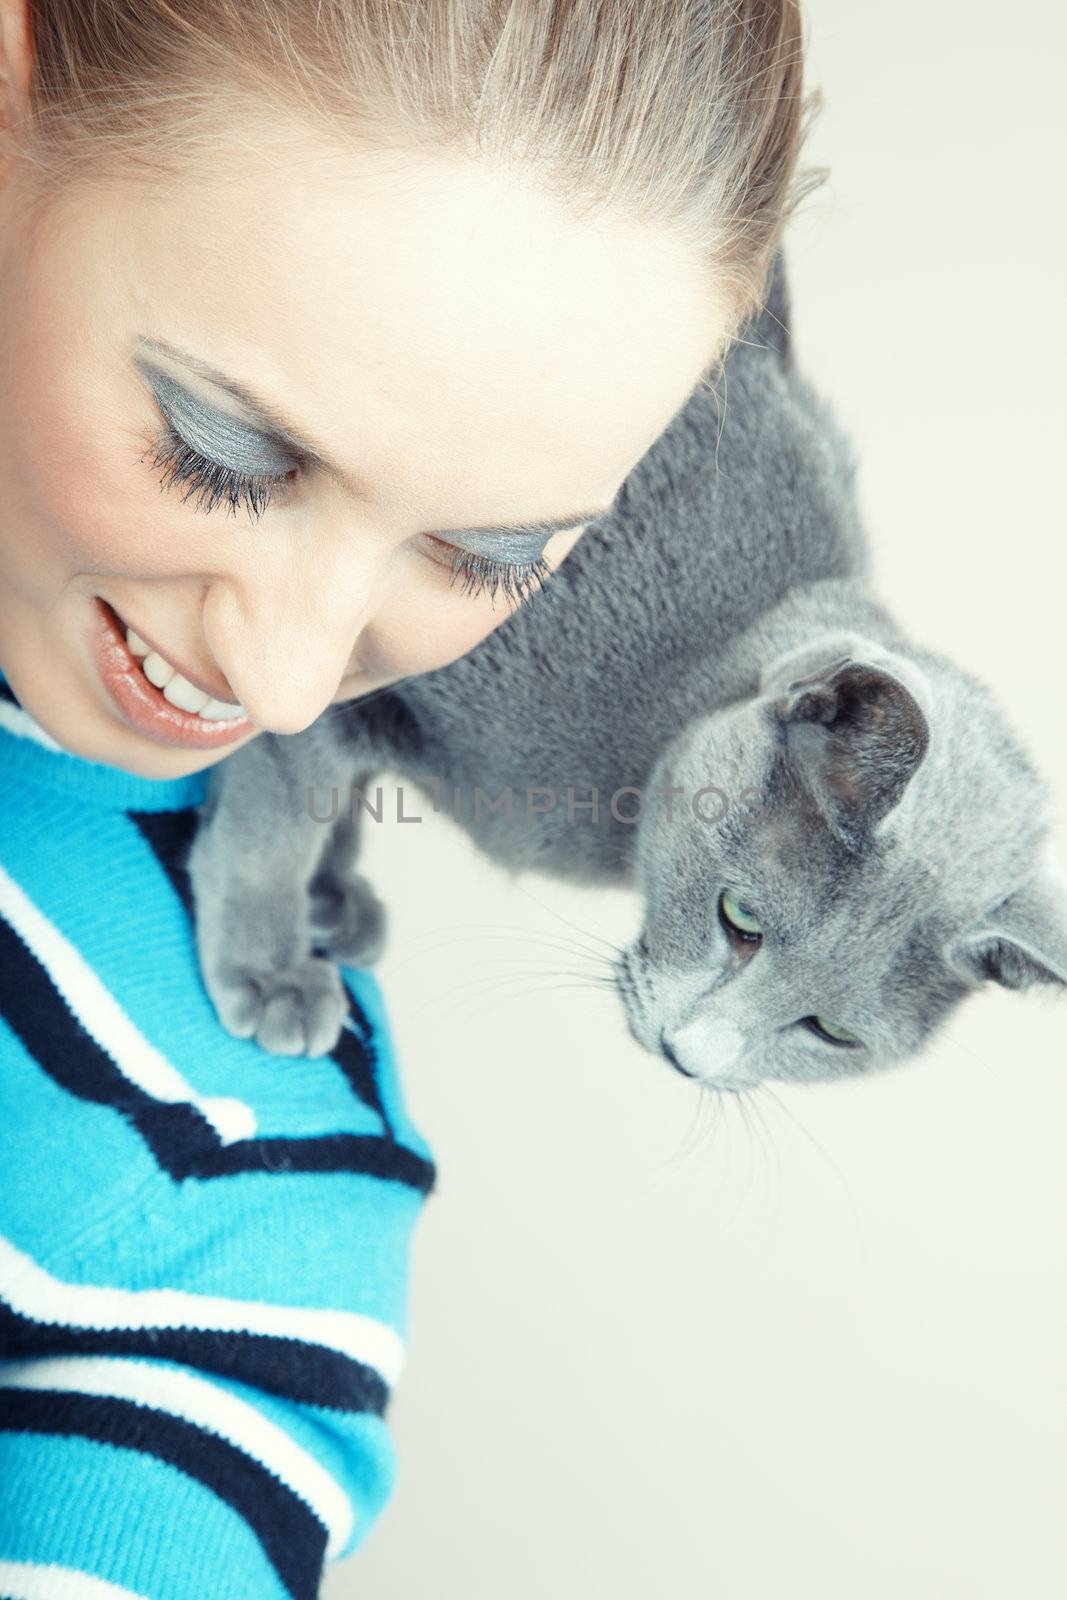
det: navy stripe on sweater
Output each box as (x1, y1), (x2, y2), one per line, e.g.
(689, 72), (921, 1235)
(0, 1387), (326, 1600)
(127, 805), (200, 920)
(0, 1303), (389, 1415)
(0, 659), (436, 1588)
(0, 914), (435, 1194)
(128, 806), (399, 1137)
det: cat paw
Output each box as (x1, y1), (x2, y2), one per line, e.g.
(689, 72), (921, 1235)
(211, 957), (349, 1058)
(308, 875), (387, 967)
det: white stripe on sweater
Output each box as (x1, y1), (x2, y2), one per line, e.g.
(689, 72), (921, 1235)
(0, 1235), (404, 1387)
(0, 1565), (149, 1600)
(0, 863), (257, 1146)
(0, 699), (65, 753)
(0, 1356), (355, 1558)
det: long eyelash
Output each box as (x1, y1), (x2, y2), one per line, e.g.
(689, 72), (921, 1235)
(148, 423), (287, 522)
(444, 548), (553, 606)
(147, 423), (554, 606)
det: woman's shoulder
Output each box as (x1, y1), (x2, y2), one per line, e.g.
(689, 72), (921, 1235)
(0, 690), (435, 1187)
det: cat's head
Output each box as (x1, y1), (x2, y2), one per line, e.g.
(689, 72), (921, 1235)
(618, 634), (1066, 1088)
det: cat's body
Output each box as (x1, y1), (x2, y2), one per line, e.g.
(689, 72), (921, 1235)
(303, 249), (874, 880)
(189, 249), (1066, 1085)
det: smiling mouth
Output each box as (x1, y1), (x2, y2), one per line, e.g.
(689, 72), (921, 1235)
(108, 606), (247, 720)
(91, 598), (256, 751)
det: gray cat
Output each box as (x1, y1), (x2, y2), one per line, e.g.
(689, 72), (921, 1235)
(188, 248), (1066, 1088)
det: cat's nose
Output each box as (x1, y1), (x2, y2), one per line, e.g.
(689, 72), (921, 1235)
(664, 1016), (751, 1086)
(659, 1034), (697, 1079)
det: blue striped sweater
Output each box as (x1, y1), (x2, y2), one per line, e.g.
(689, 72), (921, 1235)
(0, 668), (436, 1599)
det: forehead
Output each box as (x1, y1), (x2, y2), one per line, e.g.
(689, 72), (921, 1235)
(62, 121), (729, 525)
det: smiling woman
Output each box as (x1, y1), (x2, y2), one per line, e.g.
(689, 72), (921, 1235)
(0, 1), (823, 1594)
(0, 1), (821, 782)
(1, 144), (723, 772)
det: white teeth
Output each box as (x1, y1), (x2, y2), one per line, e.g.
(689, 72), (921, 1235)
(141, 650), (174, 689)
(162, 674), (210, 714)
(198, 698), (248, 721)
(126, 628), (247, 722)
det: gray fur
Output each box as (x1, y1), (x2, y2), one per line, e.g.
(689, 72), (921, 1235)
(188, 248), (1066, 1084)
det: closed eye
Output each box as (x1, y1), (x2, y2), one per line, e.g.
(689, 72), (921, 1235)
(146, 417), (295, 520)
(422, 535), (554, 605)
(137, 356), (598, 608)
(799, 1015), (863, 1047)
(143, 412), (564, 605)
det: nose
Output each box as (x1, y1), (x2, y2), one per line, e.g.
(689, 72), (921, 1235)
(199, 557), (377, 735)
(664, 1015), (748, 1085)
(659, 1035), (697, 1079)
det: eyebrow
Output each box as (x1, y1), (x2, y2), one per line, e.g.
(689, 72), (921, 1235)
(136, 335), (612, 539)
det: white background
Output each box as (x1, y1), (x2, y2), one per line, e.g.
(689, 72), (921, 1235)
(327, 3), (1067, 1594)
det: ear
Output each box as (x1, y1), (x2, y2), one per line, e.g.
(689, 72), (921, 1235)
(946, 879), (1067, 991)
(772, 655), (930, 851)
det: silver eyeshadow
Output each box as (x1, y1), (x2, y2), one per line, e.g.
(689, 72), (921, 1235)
(137, 357), (583, 563)
(139, 363), (300, 478)
(434, 528), (556, 562)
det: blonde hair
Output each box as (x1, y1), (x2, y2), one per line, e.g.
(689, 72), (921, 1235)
(14, 1), (826, 340)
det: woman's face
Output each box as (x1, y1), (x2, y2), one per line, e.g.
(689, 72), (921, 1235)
(0, 106), (731, 778)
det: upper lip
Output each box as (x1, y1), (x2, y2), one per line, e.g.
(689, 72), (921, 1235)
(106, 601), (243, 707)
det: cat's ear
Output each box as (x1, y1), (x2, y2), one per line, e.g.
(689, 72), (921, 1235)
(773, 656), (930, 851)
(946, 879), (1067, 991)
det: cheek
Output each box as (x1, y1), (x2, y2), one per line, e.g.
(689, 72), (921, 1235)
(367, 582), (516, 677)
(0, 269), (179, 587)
(360, 526), (587, 679)
(14, 389), (170, 584)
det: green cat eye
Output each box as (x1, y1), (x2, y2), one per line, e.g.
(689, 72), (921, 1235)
(718, 888), (763, 942)
(803, 1015), (861, 1047)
